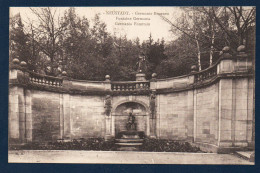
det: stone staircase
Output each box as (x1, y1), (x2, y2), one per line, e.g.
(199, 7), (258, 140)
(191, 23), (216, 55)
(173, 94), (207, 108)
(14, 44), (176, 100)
(115, 131), (145, 151)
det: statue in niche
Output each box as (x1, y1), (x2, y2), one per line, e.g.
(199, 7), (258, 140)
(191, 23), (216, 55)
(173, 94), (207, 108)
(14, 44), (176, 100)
(104, 95), (112, 116)
(126, 112), (137, 131)
(150, 92), (156, 119)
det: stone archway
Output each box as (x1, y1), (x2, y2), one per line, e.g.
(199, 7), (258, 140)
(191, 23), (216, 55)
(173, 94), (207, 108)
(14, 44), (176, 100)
(111, 101), (150, 137)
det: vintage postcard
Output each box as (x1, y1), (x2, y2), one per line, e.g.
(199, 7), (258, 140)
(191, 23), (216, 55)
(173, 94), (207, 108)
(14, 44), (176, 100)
(8, 6), (255, 164)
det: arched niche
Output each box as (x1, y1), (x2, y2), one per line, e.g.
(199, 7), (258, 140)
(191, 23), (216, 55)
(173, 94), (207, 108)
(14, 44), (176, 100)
(114, 102), (148, 135)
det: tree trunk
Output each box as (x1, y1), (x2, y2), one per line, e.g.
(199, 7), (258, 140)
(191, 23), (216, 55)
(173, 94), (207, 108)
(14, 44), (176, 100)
(195, 34), (201, 71)
(210, 19), (215, 66)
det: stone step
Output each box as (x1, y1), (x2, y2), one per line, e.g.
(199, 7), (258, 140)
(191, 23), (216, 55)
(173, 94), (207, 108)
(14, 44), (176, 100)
(115, 142), (143, 146)
(115, 139), (144, 143)
(117, 146), (139, 151)
(121, 135), (140, 139)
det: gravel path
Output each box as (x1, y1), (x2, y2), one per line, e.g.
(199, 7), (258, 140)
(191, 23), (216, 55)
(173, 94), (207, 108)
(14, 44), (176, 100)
(8, 150), (253, 164)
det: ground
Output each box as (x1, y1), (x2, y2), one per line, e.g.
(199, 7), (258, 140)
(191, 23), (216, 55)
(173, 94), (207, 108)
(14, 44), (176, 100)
(8, 150), (253, 164)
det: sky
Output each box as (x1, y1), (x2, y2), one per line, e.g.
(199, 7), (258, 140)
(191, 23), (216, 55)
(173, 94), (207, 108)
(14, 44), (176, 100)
(10, 7), (183, 42)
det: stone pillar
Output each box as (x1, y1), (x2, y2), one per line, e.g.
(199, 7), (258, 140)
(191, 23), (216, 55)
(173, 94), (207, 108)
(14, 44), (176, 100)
(9, 88), (25, 142)
(248, 78), (254, 147)
(235, 45), (252, 72)
(156, 94), (160, 138)
(235, 45), (254, 147)
(217, 46), (234, 74)
(18, 88), (26, 143)
(187, 90), (194, 141)
(104, 75), (111, 90)
(59, 94), (64, 139)
(9, 59), (27, 143)
(61, 72), (71, 140)
(104, 75), (112, 140)
(193, 89), (197, 142)
(146, 112), (150, 136)
(149, 73), (157, 138)
(105, 116), (112, 140)
(9, 87), (20, 141)
(25, 90), (32, 142)
(63, 94), (71, 139)
(218, 78), (233, 147)
(111, 113), (115, 136)
(62, 72), (71, 90)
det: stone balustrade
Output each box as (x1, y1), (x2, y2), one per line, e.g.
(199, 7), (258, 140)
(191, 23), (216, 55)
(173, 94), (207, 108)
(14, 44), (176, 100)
(9, 45), (253, 94)
(111, 81), (150, 91)
(194, 63), (218, 83)
(29, 71), (63, 87)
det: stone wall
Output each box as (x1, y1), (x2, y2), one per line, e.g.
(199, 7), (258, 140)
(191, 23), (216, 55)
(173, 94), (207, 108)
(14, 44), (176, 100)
(9, 86), (106, 143)
(218, 78), (254, 147)
(195, 83), (219, 145)
(157, 90), (193, 140)
(8, 77), (254, 151)
(69, 95), (105, 139)
(31, 90), (60, 142)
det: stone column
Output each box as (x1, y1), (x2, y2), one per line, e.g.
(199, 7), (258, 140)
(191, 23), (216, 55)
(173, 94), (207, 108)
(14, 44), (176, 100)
(248, 77), (254, 147)
(217, 46), (234, 74)
(105, 116), (112, 140)
(25, 90), (32, 142)
(193, 89), (197, 142)
(104, 75), (113, 140)
(217, 77), (233, 147)
(63, 94), (71, 139)
(187, 90), (194, 141)
(9, 60), (28, 143)
(61, 72), (71, 140)
(59, 94), (64, 139)
(111, 113), (115, 137)
(104, 94), (112, 140)
(216, 47), (234, 147)
(146, 112), (150, 136)
(9, 86), (20, 141)
(18, 88), (26, 143)
(149, 73), (157, 138)
(156, 95), (160, 138)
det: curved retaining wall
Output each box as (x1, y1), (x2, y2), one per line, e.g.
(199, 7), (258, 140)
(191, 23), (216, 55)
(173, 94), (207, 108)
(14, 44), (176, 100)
(9, 49), (254, 152)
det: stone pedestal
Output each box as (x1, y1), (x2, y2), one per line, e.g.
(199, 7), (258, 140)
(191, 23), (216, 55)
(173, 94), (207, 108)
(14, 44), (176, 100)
(105, 116), (112, 141)
(136, 73), (146, 81)
(149, 118), (156, 138)
(115, 131), (145, 151)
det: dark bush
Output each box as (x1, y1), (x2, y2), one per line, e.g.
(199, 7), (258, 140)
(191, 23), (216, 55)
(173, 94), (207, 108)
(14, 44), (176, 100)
(9, 138), (116, 151)
(140, 139), (201, 152)
(9, 138), (202, 152)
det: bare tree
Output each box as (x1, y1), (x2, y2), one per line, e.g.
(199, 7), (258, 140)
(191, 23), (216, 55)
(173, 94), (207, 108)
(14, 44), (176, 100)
(27, 7), (68, 74)
(160, 6), (255, 70)
(160, 8), (217, 70)
(212, 6), (256, 47)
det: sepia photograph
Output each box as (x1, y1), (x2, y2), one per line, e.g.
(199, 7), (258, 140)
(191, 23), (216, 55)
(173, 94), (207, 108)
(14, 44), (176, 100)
(8, 6), (255, 164)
